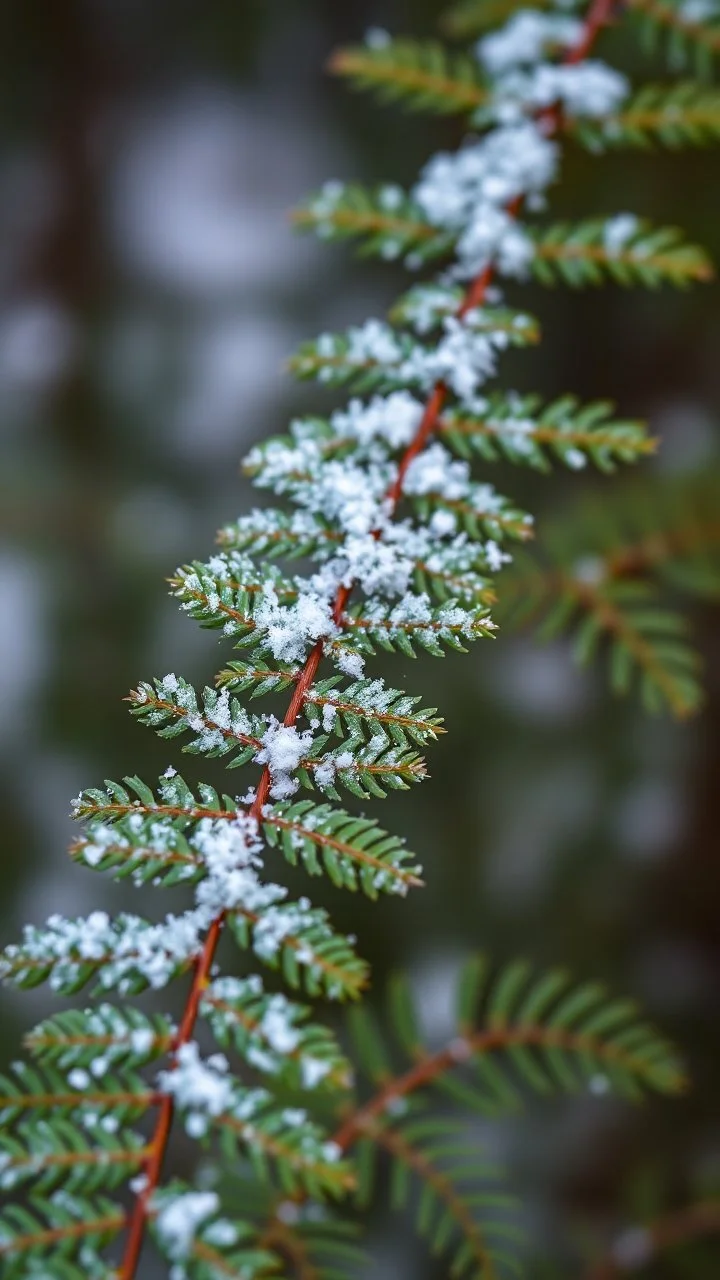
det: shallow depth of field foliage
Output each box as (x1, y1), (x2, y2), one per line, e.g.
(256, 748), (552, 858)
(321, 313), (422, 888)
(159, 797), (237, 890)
(0, 1), (720, 1278)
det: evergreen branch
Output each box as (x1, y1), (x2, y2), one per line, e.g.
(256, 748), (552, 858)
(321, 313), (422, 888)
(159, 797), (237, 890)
(0, 1124), (149, 1194)
(439, 395), (655, 472)
(0, 1060), (155, 1123)
(261, 800), (423, 896)
(128, 677), (431, 800)
(149, 1182), (281, 1280)
(293, 182), (453, 264)
(498, 566), (703, 717)
(334, 600), (497, 659)
(118, 7), (629, 1260)
(571, 82), (720, 150)
(25, 1006), (175, 1069)
(218, 510), (340, 561)
(128, 679), (264, 764)
(530, 219), (714, 287)
(71, 773), (421, 900)
(137, 1056), (352, 1207)
(212, 1117), (353, 1199)
(303, 678), (445, 745)
(443, 0), (549, 37)
(288, 309), (538, 395)
(628, 0), (720, 75)
(0, 1197), (125, 1272)
(570, 578), (702, 717)
(1, 0), (695, 1274)
(200, 975), (352, 1091)
(407, 492), (535, 542)
(390, 290), (541, 341)
(216, 659), (302, 698)
(261, 1212), (368, 1280)
(361, 1117), (521, 1279)
(540, 466), (720, 595)
(497, 469), (720, 716)
(328, 39), (489, 115)
(228, 900), (369, 1001)
(586, 1198), (720, 1278)
(334, 961), (685, 1149)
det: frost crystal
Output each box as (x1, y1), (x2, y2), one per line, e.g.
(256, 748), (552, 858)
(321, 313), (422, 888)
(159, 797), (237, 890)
(477, 11), (583, 75)
(603, 213), (639, 255)
(155, 1189), (219, 1261)
(496, 61), (629, 120)
(255, 719), (315, 799)
(414, 123), (557, 279)
(255, 583), (338, 663)
(330, 391), (423, 450)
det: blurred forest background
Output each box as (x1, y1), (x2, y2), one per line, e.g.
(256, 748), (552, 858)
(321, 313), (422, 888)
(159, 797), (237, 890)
(1, 0), (719, 1274)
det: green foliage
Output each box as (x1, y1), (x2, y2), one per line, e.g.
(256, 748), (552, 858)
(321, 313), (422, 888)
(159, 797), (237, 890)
(0, 0), (713, 1275)
(498, 467), (720, 715)
(356, 1115), (523, 1279)
(330, 38), (489, 115)
(289, 308), (539, 394)
(149, 1181), (280, 1280)
(530, 218), (713, 287)
(439, 394), (655, 472)
(571, 82), (720, 150)
(332, 959), (684, 1278)
(628, 0), (720, 80)
(261, 797), (423, 896)
(443, 0), (545, 37)
(347, 959), (686, 1111)
(293, 182), (453, 263)
(0, 1194), (124, 1278)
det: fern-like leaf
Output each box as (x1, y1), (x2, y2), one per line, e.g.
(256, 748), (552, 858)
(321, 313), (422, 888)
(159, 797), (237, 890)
(530, 218), (714, 287)
(294, 181), (453, 264)
(572, 82), (720, 150)
(356, 1113), (523, 1279)
(439, 394), (654, 472)
(0, 1194), (124, 1278)
(329, 38), (489, 115)
(628, 0), (720, 79)
(443, 0), (544, 37)
(200, 974), (352, 1091)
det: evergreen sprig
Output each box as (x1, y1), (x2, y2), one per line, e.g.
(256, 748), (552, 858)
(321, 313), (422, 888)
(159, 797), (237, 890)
(497, 467), (720, 715)
(530, 218), (713, 287)
(0, 1), (711, 1276)
(571, 82), (720, 149)
(329, 38), (490, 115)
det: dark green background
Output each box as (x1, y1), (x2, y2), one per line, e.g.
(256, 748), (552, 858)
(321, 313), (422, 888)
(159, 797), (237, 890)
(0, 2), (719, 1274)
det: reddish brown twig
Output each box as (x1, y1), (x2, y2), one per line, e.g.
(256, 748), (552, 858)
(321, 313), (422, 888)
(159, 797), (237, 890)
(585, 1199), (720, 1278)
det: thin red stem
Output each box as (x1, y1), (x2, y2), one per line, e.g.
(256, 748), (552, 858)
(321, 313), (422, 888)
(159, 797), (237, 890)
(118, 3), (618, 1271)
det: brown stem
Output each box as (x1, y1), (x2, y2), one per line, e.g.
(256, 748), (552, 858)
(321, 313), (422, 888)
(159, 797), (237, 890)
(585, 1200), (720, 1278)
(331, 1017), (681, 1153)
(118, 2), (618, 1271)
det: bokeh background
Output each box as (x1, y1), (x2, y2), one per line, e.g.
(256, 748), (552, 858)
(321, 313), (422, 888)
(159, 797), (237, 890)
(1, 0), (719, 1274)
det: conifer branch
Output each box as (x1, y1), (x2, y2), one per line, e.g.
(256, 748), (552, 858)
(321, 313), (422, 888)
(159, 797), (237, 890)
(1, 0), (706, 1274)
(531, 219), (713, 286)
(360, 1118), (517, 1279)
(586, 1199), (720, 1277)
(328, 40), (489, 115)
(572, 83), (720, 149)
(444, 0), (555, 38)
(628, 0), (720, 67)
(120, 5), (624, 1256)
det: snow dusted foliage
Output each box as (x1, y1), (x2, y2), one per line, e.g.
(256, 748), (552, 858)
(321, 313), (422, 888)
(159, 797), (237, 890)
(0, 3), (711, 1278)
